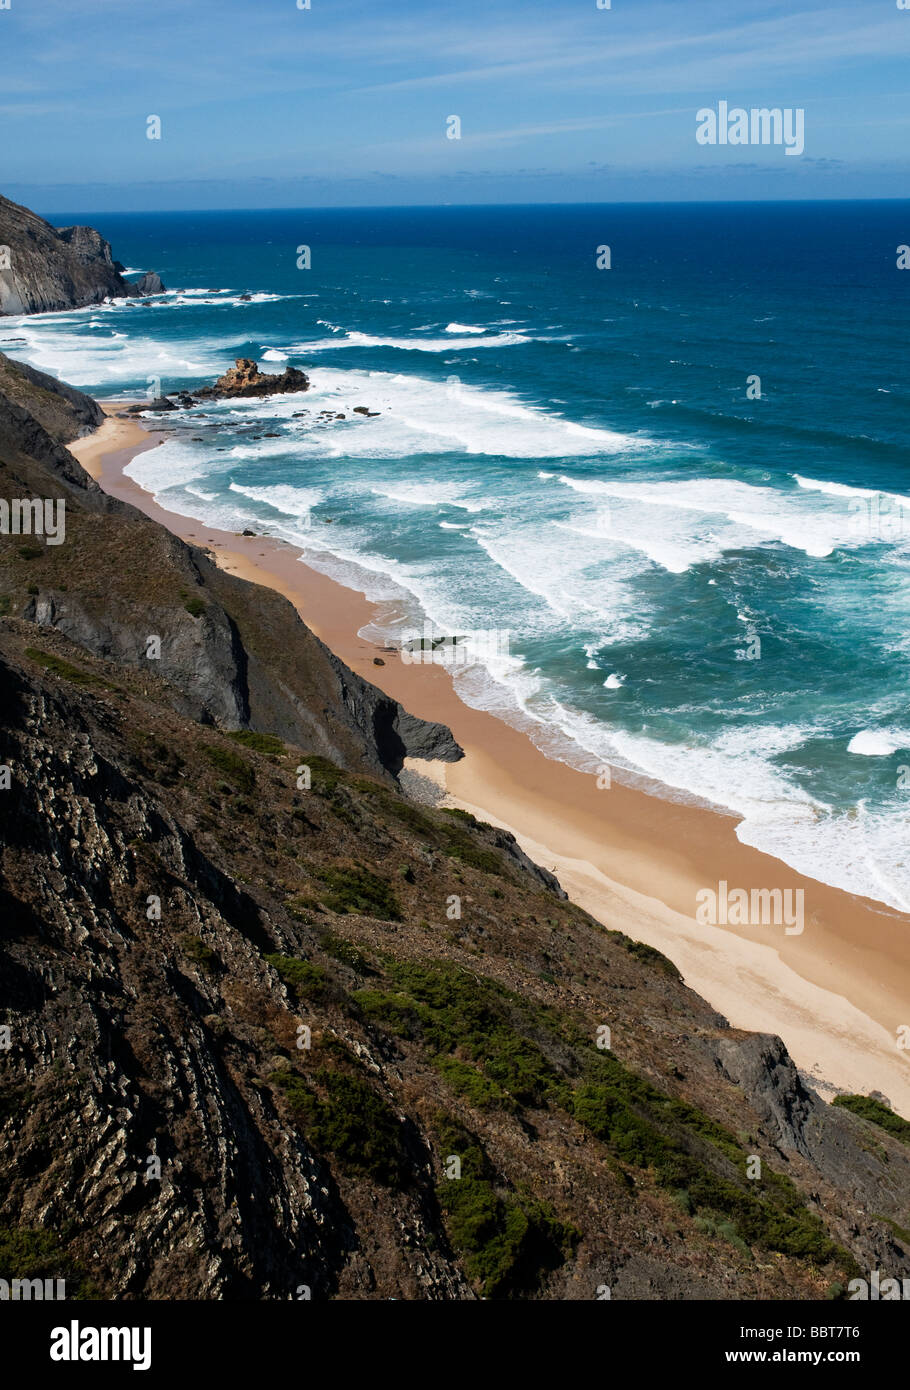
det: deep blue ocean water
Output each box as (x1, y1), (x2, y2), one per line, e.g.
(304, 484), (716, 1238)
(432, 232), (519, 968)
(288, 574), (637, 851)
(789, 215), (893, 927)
(5, 201), (910, 905)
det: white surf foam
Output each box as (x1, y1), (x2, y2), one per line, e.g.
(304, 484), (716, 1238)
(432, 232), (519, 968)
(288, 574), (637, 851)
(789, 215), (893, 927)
(793, 474), (910, 504)
(554, 474), (869, 560)
(228, 482), (322, 518)
(371, 482), (485, 512)
(847, 729), (910, 756)
(5, 317), (238, 386)
(201, 366), (646, 460)
(286, 329), (532, 353)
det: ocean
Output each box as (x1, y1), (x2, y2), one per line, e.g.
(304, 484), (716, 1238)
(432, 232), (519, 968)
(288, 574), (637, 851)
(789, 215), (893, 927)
(5, 200), (910, 909)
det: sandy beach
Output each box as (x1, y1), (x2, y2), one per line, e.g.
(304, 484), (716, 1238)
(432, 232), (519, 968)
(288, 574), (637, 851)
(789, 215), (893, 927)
(71, 409), (910, 1115)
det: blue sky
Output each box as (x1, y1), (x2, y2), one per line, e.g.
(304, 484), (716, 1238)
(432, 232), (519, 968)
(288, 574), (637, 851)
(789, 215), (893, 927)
(3, 0), (909, 212)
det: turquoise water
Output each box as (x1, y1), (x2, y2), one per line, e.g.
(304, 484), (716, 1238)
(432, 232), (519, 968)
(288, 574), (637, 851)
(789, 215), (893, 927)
(5, 202), (910, 906)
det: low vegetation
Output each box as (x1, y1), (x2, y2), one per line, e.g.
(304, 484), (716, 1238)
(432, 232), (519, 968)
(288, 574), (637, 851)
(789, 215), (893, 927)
(265, 952), (327, 998)
(201, 743), (256, 793)
(833, 1094), (910, 1145)
(272, 1062), (406, 1186)
(434, 1114), (577, 1297)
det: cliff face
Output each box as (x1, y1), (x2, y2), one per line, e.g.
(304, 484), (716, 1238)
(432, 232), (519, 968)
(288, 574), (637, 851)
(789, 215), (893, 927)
(0, 361), (909, 1301)
(0, 195), (163, 315)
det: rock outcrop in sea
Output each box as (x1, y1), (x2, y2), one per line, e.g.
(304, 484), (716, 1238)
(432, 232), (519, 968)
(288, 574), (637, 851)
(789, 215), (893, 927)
(194, 357), (310, 400)
(0, 193), (166, 314)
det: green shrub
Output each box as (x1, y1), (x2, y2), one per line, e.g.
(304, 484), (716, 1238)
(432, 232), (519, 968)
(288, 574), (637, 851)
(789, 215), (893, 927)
(832, 1094), (910, 1146)
(622, 937), (682, 980)
(384, 799), (438, 837)
(179, 934), (220, 970)
(441, 807), (479, 827)
(201, 744), (255, 793)
(272, 1067), (406, 1185)
(569, 1066), (847, 1266)
(17, 544), (42, 560)
(302, 755), (346, 792)
(693, 1214), (752, 1260)
(183, 596), (206, 618)
(0, 1226), (99, 1299)
(433, 1057), (512, 1111)
(25, 648), (104, 688)
(326, 796), (359, 829)
(228, 730), (285, 756)
(352, 961), (557, 1109)
(354, 955), (855, 1279)
(873, 1214), (910, 1245)
(434, 1116), (576, 1297)
(319, 932), (371, 974)
(315, 865), (400, 920)
(266, 953), (326, 997)
(444, 840), (505, 876)
(285, 894), (323, 920)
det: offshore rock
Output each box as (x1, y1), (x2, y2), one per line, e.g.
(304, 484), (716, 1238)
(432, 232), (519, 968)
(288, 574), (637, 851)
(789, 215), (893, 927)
(195, 358), (310, 400)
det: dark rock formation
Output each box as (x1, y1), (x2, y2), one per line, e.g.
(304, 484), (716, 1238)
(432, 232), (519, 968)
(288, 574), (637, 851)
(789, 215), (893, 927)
(128, 270), (166, 295)
(122, 395), (179, 414)
(194, 358), (309, 401)
(0, 193), (163, 315)
(711, 1032), (821, 1158)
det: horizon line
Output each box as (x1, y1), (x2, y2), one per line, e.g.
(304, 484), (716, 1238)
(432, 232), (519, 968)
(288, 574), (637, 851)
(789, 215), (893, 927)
(27, 194), (910, 218)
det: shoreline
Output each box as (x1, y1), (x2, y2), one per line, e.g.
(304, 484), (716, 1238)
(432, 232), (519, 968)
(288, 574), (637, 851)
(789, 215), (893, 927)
(70, 408), (910, 1115)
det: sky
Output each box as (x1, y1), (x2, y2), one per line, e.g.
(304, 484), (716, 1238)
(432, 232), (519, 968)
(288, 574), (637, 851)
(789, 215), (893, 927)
(2, 0), (909, 213)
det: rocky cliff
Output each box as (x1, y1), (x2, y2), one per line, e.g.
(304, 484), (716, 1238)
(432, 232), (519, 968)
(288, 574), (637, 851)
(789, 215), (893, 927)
(0, 359), (909, 1301)
(0, 194), (164, 315)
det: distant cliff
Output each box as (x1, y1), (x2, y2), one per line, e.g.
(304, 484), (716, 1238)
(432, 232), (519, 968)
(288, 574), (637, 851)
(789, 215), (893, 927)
(0, 194), (164, 314)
